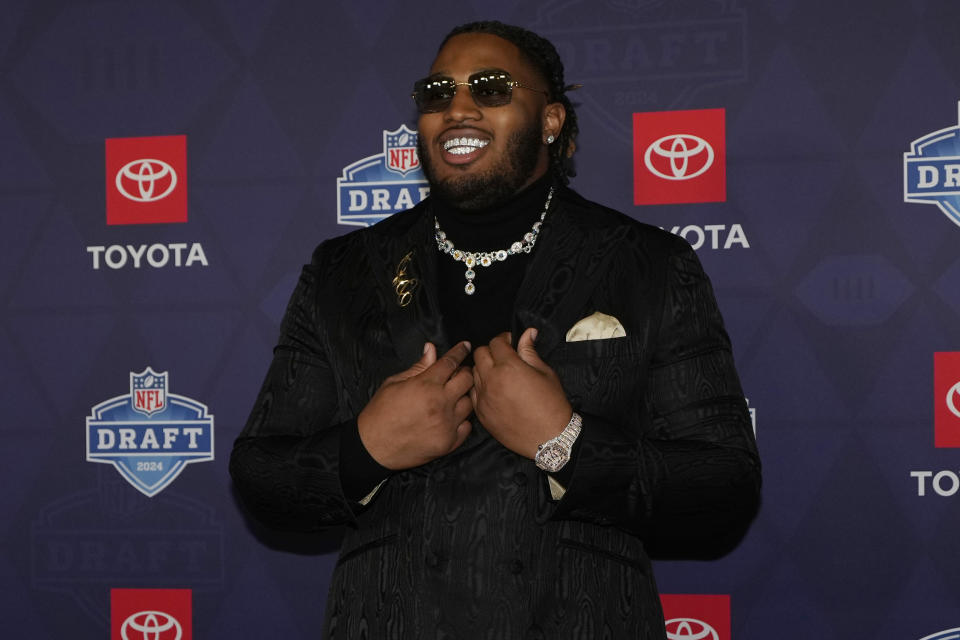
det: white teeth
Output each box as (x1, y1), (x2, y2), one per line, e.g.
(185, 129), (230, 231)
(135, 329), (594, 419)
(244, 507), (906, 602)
(443, 137), (489, 154)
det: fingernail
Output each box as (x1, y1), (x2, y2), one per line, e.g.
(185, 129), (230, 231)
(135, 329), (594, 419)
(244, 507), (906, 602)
(463, 341), (472, 351)
(423, 343), (430, 355)
(531, 329), (539, 341)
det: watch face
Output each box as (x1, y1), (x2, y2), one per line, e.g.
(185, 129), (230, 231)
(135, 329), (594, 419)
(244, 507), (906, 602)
(536, 443), (569, 472)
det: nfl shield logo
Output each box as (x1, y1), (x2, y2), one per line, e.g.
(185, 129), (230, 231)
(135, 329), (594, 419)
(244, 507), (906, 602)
(384, 125), (420, 176)
(87, 367), (215, 496)
(130, 367), (167, 417)
(904, 102), (960, 228)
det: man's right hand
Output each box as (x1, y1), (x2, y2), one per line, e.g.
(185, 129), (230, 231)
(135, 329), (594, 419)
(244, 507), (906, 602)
(357, 341), (474, 470)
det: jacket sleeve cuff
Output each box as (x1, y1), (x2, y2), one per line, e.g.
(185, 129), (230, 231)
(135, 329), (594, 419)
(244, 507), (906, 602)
(542, 431), (582, 500)
(535, 410), (643, 524)
(338, 418), (392, 504)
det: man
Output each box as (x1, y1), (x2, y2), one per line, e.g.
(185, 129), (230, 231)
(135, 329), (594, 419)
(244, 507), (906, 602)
(230, 20), (760, 640)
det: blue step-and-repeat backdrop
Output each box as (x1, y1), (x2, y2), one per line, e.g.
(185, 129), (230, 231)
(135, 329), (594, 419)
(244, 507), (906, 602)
(3, 1), (960, 638)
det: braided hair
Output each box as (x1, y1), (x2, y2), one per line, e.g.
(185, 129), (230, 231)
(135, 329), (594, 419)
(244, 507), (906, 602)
(440, 20), (579, 183)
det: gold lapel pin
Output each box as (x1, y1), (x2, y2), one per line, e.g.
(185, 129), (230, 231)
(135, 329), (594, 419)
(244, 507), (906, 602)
(392, 251), (418, 307)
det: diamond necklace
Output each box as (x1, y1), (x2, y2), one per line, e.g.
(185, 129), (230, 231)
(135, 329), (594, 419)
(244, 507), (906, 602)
(434, 186), (554, 295)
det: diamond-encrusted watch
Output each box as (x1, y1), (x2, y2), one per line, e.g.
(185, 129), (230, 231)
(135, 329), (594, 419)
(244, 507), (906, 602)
(534, 412), (582, 473)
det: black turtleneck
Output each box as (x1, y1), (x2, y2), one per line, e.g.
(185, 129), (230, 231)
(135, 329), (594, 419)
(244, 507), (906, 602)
(433, 174), (553, 349)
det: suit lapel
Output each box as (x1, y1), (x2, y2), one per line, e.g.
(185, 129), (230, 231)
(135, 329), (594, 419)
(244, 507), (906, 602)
(513, 192), (626, 360)
(363, 209), (449, 367)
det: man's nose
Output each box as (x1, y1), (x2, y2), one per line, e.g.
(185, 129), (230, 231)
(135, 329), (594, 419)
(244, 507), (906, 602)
(444, 84), (482, 121)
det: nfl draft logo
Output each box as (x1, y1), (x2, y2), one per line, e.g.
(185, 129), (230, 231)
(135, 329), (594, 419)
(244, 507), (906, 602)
(904, 102), (960, 227)
(86, 368), (214, 497)
(336, 125), (430, 227)
(919, 628), (960, 640)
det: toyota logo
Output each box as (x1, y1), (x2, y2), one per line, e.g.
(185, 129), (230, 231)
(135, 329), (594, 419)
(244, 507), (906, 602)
(947, 382), (960, 419)
(644, 134), (715, 180)
(115, 159), (178, 202)
(121, 610), (182, 640)
(665, 617), (720, 640)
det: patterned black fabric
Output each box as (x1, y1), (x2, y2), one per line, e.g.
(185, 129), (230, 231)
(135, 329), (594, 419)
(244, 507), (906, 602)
(229, 185), (761, 639)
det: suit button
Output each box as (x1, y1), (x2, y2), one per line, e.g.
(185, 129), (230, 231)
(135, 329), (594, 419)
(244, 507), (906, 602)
(434, 470), (447, 482)
(510, 559), (524, 575)
(524, 624), (544, 640)
(513, 472), (528, 486)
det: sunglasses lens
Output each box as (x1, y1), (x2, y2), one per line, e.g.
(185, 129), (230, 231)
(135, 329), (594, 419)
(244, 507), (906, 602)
(470, 73), (513, 107)
(413, 78), (456, 113)
(412, 73), (515, 113)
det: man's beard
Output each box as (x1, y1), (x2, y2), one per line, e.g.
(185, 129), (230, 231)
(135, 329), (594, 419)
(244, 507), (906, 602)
(418, 121), (543, 211)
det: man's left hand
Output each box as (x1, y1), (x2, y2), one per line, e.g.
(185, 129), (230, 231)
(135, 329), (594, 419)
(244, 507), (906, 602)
(471, 328), (573, 459)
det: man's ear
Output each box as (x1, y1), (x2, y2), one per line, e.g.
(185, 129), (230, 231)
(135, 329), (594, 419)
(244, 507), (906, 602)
(542, 101), (566, 143)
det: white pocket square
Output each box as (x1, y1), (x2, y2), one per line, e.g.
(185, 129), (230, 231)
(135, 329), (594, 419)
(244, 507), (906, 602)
(565, 311), (626, 342)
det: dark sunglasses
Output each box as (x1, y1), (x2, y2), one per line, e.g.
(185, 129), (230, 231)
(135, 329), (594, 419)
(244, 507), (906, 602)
(411, 70), (549, 113)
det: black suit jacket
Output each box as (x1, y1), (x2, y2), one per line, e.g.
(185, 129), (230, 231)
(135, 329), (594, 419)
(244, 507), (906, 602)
(230, 185), (761, 639)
